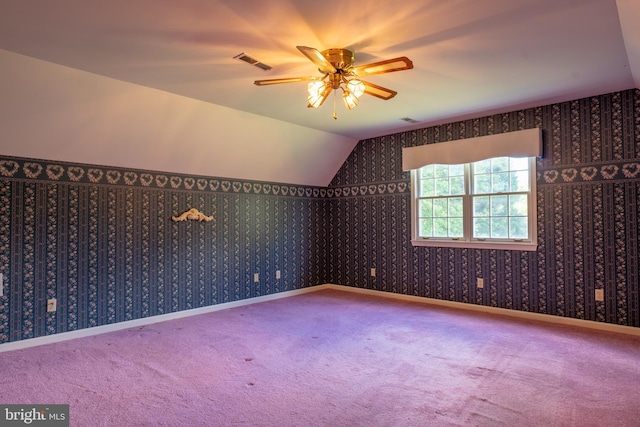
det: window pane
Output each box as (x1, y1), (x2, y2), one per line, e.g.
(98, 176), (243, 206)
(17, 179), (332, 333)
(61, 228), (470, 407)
(450, 176), (464, 195)
(449, 164), (464, 176)
(474, 174), (491, 194)
(491, 157), (509, 173)
(490, 195), (508, 216)
(435, 165), (450, 178)
(474, 218), (490, 238)
(435, 178), (449, 196)
(491, 217), (508, 238)
(449, 217), (463, 237)
(508, 194), (528, 216)
(434, 217), (449, 237)
(419, 199), (433, 217)
(420, 179), (434, 197)
(491, 172), (509, 193)
(509, 171), (529, 192)
(509, 217), (528, 239)
(473, 196), (490, 216)
(449, 197), (463, 217)
(420, 218), (433, 237)
(509, 157), (528, 171)
(474, 159), (491, 174)
(420, 165), (434, 179)
(433, 199), (448, 217)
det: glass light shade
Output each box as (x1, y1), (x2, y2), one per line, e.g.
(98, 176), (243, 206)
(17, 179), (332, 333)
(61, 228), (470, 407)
(347, 79), (365, 98)
(307, 81), (331, 108)
(308, 93), (324, 108)
(343, 91), (359, 110)
(308, 86), (331, 109)
(307, 81), (326, 97)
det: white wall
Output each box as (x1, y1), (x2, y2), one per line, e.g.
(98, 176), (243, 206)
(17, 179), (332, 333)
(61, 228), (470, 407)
(0, 50), (358, 186)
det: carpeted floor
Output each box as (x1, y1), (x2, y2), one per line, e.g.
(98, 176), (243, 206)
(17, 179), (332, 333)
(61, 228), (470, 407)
(1, 288), (639, 426)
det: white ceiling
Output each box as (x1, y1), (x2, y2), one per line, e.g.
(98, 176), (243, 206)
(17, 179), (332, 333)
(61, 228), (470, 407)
(1, 0), (639, 186)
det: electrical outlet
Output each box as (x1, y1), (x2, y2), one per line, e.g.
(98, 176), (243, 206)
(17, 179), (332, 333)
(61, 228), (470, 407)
(253, 273), (259, 283)
(477, 278), (484, 289)
(47, 298), (57, 313)
(370, 268), (376, 277)
(595, 289), (604, 302)
(275, 270), (281, 279)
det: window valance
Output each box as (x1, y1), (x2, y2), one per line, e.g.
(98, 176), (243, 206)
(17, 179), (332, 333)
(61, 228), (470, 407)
(402, 128), (542, 171)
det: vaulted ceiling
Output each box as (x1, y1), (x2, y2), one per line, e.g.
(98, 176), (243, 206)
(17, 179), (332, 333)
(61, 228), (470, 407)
(1, 0), (638, 186)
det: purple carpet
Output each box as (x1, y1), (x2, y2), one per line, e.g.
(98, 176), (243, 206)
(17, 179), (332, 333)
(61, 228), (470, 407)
(1, 288), (639, 426)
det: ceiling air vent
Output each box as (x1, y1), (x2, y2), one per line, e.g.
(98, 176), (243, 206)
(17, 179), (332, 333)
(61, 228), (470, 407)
(234, 53), (272, 71)
(400, 117), (420, 123)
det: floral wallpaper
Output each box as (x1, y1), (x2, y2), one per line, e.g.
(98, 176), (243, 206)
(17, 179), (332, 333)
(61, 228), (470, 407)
(1, 88), (639, 345)
(0, 161), (328, 343)
(327, 89), (640, 327)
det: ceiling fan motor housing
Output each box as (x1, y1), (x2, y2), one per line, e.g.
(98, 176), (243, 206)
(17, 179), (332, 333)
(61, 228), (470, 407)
(321, 49), (354, 72)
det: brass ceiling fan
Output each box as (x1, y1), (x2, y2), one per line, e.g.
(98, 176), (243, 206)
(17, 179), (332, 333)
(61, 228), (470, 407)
(254, 46), (413, 119)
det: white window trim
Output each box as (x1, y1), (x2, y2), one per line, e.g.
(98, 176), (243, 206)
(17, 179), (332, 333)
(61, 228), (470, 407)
(409, 158), (537, 251)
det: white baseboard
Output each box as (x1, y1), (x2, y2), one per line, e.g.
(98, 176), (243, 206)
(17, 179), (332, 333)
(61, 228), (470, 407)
(0, 286), (320, 353)
(3, 283), (638, 353)
(318, 284), (640, 337)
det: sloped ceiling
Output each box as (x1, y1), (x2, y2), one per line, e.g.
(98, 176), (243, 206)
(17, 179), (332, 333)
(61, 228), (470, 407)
(0, 0), (638, 186)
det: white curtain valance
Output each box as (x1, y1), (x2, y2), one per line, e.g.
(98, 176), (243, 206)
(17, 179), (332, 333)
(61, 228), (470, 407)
(402, 128), (542, 171)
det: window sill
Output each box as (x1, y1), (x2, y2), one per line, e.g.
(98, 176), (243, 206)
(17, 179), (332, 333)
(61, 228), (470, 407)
(411, 239), (537, 251)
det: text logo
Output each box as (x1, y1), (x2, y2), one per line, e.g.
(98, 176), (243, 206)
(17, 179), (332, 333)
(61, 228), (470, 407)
(0, 405), (68, 427)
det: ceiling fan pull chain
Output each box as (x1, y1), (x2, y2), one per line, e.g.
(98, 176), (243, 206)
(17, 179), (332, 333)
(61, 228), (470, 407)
(333, 90), (338, 120)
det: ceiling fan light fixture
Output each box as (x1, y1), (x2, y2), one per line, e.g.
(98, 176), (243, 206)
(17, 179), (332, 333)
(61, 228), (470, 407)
(343, 91), (359, 110)
(307, 80), (326, 97)
(308, 83), (331, 108)
(347, 79), (365, 98)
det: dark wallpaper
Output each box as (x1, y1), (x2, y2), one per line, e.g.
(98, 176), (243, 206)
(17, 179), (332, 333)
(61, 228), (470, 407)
(327, 89), (640, 327)
(1, 89), (639, 345)
(0, 164), (327, 343)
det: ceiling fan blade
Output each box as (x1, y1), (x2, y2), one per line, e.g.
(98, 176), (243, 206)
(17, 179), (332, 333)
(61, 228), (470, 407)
(254, 76), (322, 86)
(362, 81), (397, 100)
(296, 46), (337, 74)
(352, 57), (413, 76)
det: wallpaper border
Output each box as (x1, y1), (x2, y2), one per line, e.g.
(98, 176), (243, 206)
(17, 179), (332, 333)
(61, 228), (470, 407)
(0, 156), (415, 198)
(0, 156), (326, 198)
(3, 155), (638, 202)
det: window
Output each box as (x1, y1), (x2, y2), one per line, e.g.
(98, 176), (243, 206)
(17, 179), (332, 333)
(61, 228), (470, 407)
(403, 128), (542, 250)
(411, 156), (537, 250)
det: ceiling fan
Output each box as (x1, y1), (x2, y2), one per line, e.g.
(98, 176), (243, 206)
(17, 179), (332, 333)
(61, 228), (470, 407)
(254, 46), (413, 119)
